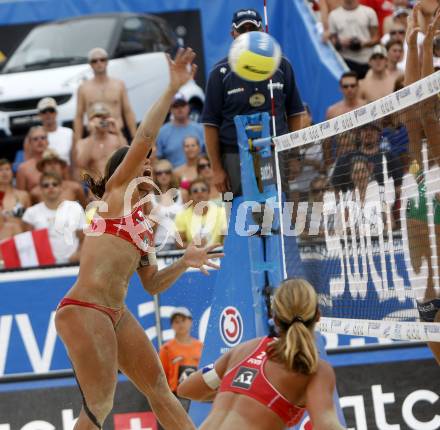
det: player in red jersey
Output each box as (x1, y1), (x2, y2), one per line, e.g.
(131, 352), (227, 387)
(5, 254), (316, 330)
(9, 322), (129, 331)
(178, 279), (344, 430)
(55, 48), (224, 430)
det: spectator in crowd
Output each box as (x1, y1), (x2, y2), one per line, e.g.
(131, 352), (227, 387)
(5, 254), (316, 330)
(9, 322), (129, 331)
(360, 0), (394, 36)
(386, 39), (405, 80)
(301, 175), (329, 238)
(22, 172), (85, 264)
(159, 307), (203, 411)
(174, 136), (202, 191)
(380, 110), (409, 167)
(288, 107), (324, 199)
(329, 0), (380, 78)
(359, 44), (396, 102)
(326, 71), (366, 119)
(196, 155), (222, 203)
(156, 94), (205, 168)
(73, 47), (137, 142)
(0, 212), (24, 242)
(16, 126), (48, 192)
(151, 159), (184, 251)
(202, 8), (304, 197)
(381, 18), (409, 71)
(340, 155), (393, 233)
(383, 1), (410, 34)
(319, 0), (343, 41)
(37, 97), (73, 165)
(331, 123), (403, 192)
(31, 149), (87, 207)
(75, 103), (126, 177)
(325, 71), (366, 166)
(0, 158), (30, 218)
(175, 178), (227, 248)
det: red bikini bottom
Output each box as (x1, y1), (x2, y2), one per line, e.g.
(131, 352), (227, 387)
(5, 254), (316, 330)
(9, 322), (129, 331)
(57, 297), (125, 328)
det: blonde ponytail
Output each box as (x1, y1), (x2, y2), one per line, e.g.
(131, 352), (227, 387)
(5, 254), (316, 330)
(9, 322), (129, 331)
(271, 279), (319, 374)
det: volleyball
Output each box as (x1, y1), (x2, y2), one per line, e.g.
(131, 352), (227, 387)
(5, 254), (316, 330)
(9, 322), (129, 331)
(228, 31), (282, 82)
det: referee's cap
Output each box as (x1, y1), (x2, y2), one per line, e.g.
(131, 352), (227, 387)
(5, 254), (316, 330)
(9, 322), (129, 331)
(232, 8), (263, 30)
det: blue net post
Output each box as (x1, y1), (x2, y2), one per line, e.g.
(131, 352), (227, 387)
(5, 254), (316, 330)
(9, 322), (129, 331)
(234, 112), (284, 336)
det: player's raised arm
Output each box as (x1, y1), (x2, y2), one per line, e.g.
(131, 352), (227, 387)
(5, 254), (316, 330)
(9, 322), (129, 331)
(108, 48), (197, 189)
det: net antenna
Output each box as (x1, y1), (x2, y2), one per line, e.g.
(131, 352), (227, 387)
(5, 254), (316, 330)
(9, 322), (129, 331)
(263, 0), (287, 278)
(273, 71), (440, 342)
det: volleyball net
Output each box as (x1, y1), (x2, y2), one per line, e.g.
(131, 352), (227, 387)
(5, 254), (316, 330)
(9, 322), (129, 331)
(273, 71), (440, 342)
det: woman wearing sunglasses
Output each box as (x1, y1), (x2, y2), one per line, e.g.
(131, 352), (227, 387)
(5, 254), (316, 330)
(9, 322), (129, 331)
(196, 155), (222, 204)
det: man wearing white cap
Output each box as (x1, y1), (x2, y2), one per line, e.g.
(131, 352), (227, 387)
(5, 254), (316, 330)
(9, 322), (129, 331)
(37, 97), (73, 165)
(359, 44), (396, 102)
(73, 47), (137, 143)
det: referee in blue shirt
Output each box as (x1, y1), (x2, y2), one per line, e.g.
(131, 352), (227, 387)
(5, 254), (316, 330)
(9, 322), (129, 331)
(201, 8), (305, 197)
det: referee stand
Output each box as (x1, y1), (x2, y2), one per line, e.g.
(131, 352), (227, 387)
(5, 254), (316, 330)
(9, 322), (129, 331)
(190, 112), (346, 428)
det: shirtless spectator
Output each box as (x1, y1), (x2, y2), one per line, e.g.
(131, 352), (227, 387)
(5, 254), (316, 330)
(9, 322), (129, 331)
(22, 172), (85, 264)
(326, 71), (366, 119)
(75, 103), (126, 177)
(359, 44), (396, 102)
(16, 126), (48, 192)
(37, 97), (73, 165)
(73, 47), (137, 142)
(31, 149), (87, 207)
(325, 71), (366, 166)
(329, 0), (380, 78)
(386, 39), (405, 80)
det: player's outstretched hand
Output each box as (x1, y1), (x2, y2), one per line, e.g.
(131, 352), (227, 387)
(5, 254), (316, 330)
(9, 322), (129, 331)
(182, 242), (224, 276)
(168, 48), (197, 92)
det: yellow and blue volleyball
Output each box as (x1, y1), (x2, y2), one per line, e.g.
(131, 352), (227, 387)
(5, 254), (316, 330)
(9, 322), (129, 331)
(228, 31), (281, 82)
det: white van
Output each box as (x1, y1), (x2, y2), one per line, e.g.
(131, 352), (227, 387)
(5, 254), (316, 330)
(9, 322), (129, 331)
(0, 13), (204, 157)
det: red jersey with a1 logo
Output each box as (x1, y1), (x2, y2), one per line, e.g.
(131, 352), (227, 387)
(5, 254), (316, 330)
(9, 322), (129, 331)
(218, 336), (305, 427)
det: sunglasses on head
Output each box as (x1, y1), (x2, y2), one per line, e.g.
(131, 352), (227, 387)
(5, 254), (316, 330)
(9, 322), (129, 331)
(41, 181), (59, 189)
(342, 83), (357, 89)
(390, 30), (405, 35)
(191, 186), (208, 194)
(40, 108), (56, 114)
(155, 170), (171, 176)
(90, 57), (108, 64)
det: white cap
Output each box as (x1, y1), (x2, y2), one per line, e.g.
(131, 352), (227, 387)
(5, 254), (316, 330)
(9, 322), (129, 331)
(170, 307), (192, 321)
(37, 97), (57, 112)
(370, 44), (387, 59)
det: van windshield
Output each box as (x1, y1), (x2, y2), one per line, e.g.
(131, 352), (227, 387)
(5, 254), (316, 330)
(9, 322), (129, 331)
(2, 17), (117, 73)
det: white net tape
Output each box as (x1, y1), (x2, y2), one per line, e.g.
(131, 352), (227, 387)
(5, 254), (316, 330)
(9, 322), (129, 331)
(274, 72), (440, 342)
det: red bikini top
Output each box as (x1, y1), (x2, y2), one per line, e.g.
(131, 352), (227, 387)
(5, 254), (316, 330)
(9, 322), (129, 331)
(89, 206), (154, 255)
(218, 337), (305, 427)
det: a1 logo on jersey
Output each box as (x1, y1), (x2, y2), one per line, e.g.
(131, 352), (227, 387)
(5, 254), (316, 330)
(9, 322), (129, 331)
(219, 306), (244, 347)
(231, 366), (258, 390)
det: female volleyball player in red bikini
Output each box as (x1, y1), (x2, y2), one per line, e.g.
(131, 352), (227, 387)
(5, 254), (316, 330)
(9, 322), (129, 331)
(55, 48), (223, 430)
(404, 3), (440, 363)
(178, 279), (345, 430)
